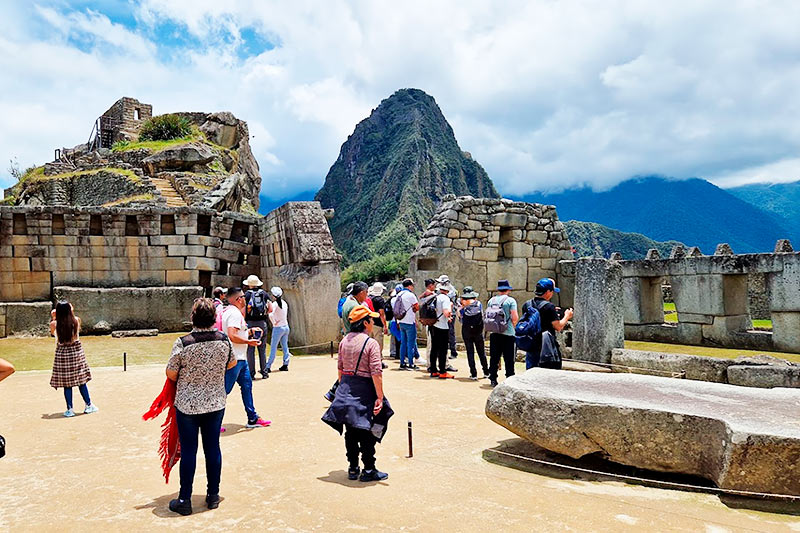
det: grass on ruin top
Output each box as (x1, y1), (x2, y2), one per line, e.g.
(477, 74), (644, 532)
(1, 334), (317, 371)
(30, 166), (142, 184)
(102, 193), (156, 207)
(111, 127), (231, 154)
(625, 340), (800, 364)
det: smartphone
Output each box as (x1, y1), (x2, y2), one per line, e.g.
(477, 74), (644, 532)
(252, 329), (262, 341)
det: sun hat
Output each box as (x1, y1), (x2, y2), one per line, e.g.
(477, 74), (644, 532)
(496, 279), (513, 291)
(436, 274), (450, 284)
(244, 274), (263, 287)
(271, 286), (283, 298)
(535, 278), (560, 295)
(368, 282), (386, 297)
(437, 282), (453, 292)
(348, 304), (379, 323)
(462, 286), (479, 299)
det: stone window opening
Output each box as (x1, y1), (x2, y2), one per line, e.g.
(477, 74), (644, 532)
(218, 261), (229, 275)
(134, 108), (140, 120)
(197, 215), (212, 236)
(251, 245), (261, 257)
(12, 214), (27, 235)
(662, 278), (677, 325)
(237, 253), (246, 265)
(199, 271), (212, 297)
(417, 257), (438, 271)
(125, 215), (139, 236)
(160, 214), (176, 235)
(89, 215), (103, 236)
(231, 221), (250, 243)
(51, 214), (65, 235)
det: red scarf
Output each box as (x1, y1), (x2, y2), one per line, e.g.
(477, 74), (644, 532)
(142, 379), (180, 483)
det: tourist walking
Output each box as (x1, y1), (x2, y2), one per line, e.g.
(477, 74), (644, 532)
(429, 283), (454, 378)
(222, 287), (271, 428)
(395, 279), (420, 369)
(49, 301), (98, 417)
(244, 275), (270, 379)
(521, 278), (573, 369)
(486, 280), (519, 387)
(342, 282), (369, 332)
(267, 286), (292, 372)
(165, 298), (237, 516)
(322, 305), (393, 482)
(459, 286), (488, 380)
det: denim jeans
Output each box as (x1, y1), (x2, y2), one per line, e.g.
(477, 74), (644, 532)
(246, 319), (269, 376)
(225, 360), (258, 422)
(399, 322), (417, 366)
(175, 408), (225, 500)
(267, 325), (291, 368)
(525, 350), (540, 370)
(63, 384), (91, 409)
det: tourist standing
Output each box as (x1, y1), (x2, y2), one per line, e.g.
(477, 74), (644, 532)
(166, 298), (237, 516)
(212, 286), (226, 332)
(459, 286), (488, 380)
(388, 285), (402, 359)
(322, 305), (392, 482)
(367, 282), (388, 355)
(395, 279), (420, 369)
(267, 286), (292, 372)
(222, 287), (270, 428)
(429, 283), (453, 378)
(486, 280), (519, 387)
(342, 281), (369, 332)
(436, 275), (459, 359)
(420, 279), (436, 362)
(521, 278), (573, 369)
(244, 275), (270, 379)
(49, 301), (98, 417)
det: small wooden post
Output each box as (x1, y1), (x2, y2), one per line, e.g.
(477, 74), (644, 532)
(123, 352), (127, 372)
(407, 421), (413, 458)
(330, 340), (334, 358)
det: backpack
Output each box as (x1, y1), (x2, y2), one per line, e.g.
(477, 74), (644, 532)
(246, 290), (268, 321)
(383, 298), (394, 321)
(214, 302), (224, 332)
(419, 294), (440, 326)
(484, 296), (509, 334)
(515, 300), (543, 352)
(337, 296), (346, 318)
(393, 292), (408, 320)
(461, 301), (484, 335)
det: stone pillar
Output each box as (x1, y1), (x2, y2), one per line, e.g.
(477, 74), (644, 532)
(623, 276), (664, 325)
(767, 254), (800, 353)
(572, 258), (624, 363)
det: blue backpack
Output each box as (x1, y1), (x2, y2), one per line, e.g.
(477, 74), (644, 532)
(515, 300), (543, 352)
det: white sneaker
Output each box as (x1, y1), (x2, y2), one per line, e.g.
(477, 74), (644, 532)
(84, 404), (99, 414)
(64, 409), (75, 417)
(416, 358), (427, 365)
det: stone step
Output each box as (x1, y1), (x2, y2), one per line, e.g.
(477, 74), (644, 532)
(148, 177), (187, 207)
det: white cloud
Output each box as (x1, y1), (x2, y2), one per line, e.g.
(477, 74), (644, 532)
(2, 0), (800, 201)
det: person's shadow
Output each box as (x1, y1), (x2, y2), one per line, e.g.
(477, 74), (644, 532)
(135, 493), (222, 517)
(220, 423), (255, 437)
(317, 470), (388, 487)
(41, 412), (73, 419)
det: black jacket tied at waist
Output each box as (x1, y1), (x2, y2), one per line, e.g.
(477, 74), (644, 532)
(322, 374), (394, 442)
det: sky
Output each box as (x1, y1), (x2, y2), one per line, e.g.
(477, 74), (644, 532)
(1, 0), (800, 206)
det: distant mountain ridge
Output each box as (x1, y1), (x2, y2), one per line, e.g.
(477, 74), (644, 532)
(727, 180), (800, 242)
(315, 88), (499, 263)
(564, 220), (685, 259)
(512, 177), (791, 254)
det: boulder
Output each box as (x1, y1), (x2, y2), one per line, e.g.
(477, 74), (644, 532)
(486, 369), (800, 496)
(142, 143), (216, 174)
(111, 329), (159, 338)
(200, 112), (240, 148)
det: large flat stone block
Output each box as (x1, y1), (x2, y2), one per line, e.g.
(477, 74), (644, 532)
(771, 311), (800, 353)
(486, 370), (800, 496)
(4, 302), (51, 336)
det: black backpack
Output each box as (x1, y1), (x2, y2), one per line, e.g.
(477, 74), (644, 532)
(246, 290), (268, 321)
(461, 301), (484, 335)
(419, 294), (440, 326)
(383, 298), (394, 321)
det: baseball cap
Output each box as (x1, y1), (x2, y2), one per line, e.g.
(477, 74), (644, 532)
(535, 278), (560, 295)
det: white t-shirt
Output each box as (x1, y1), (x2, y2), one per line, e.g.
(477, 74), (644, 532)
(434, 293), (452, 330)
(222, 305), (248, 360)
(269, 300), (289, 327)
(397, 290), (419, 325)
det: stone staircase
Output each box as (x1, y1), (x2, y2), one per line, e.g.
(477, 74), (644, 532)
(149, 176), (187, 207)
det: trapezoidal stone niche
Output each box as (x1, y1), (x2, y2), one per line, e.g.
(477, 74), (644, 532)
(409, 195), (575, 306)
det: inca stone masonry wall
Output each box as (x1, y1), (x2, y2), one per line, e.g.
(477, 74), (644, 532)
(0, 202), (341, 345)
(409, 195), (575, 307)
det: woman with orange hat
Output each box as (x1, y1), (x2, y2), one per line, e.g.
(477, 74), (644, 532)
(322, 305), (393, 482)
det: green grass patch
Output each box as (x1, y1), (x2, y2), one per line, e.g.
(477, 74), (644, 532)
(663, 303), (773, 328)
(625, 340), (800, 364)
(28, 166), (141, 183)
(663, 302), (676, 312)
(102, 193), (156, 207)
(752, 319), (773, 329)
(111, 130), (203, 153)
(1, 334), (316, 371)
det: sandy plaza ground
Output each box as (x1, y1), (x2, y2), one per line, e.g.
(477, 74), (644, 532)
(1, 349), (799, 532)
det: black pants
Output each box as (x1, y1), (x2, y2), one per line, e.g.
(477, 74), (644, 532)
(430, 326), (449, 373)
(345, 426), (376, 470)
(448, 320), (457, 358)
(489, 333), (516, 382)
(464, 332), (488, 377)
(175, 408), (225, 500)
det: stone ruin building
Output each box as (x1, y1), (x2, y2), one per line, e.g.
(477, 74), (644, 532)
(91, 97), (153, 149)
(0, 203), (340, 347)
(409, 195), (575, 307)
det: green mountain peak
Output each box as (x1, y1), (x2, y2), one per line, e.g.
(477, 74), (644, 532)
(315, 88), (499, 263)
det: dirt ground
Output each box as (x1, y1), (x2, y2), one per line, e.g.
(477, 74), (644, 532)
(1, 351), (798, 532)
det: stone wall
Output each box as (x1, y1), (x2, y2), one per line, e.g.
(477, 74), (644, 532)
(0, 202), (341, 345)
(569, 242), (800, 359)
(101, 97), (152, 144)
(409, 195), (575, 307)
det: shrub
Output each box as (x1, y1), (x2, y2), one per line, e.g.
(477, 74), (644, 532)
(341, 251), (410, 288)
(138, 114), (192, 142)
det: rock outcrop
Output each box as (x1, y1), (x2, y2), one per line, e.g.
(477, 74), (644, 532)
(486, 369), (800, 496)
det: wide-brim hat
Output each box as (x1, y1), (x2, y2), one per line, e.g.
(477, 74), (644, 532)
(436, 274), (450, 284)
(368, 282), (386, 296)
(462, 286), (479, 298)
(244, 274), (263, 287)
(437, 282), (453, 292)
(348, 304), (379, 323)
(496, 279), (513, 291)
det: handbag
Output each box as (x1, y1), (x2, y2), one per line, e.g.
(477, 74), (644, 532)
(324, 337), (370, 402)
